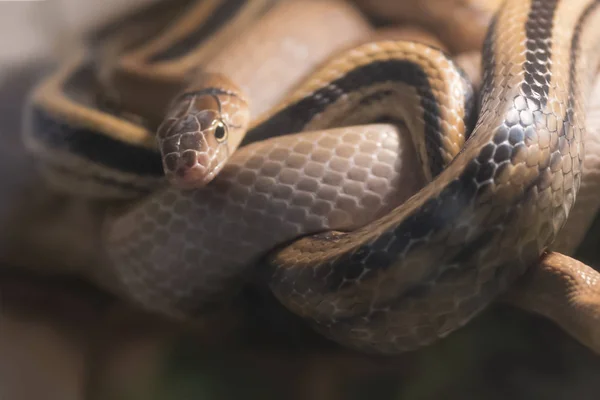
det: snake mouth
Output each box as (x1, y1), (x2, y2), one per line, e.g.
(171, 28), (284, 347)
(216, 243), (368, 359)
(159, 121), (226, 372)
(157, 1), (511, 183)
(166, 148), (228, 189)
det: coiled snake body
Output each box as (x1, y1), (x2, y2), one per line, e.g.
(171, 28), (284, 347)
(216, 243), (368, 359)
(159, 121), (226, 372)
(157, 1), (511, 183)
(22, 0), (600, 354)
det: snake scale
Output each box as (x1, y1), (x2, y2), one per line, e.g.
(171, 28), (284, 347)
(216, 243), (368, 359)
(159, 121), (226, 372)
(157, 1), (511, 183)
(20, 0), (600, 354)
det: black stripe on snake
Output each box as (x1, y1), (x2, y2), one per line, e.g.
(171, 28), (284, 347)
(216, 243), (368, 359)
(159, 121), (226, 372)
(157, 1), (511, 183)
(236, 58), (469, 180)
(21, 0), (600, 355)
(28, 104), (163, 178)
(259, 0), (600, 352)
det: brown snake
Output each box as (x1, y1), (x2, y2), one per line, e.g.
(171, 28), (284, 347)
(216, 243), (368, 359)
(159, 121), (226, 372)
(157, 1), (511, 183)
(20, 0), (600, 355)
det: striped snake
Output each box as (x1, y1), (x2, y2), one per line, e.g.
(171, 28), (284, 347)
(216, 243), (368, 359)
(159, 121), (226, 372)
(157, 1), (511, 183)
(21, 0), (600, 354)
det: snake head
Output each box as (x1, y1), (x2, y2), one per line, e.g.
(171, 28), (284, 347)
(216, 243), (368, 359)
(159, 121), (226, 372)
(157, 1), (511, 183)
(157, 79), (250, 189)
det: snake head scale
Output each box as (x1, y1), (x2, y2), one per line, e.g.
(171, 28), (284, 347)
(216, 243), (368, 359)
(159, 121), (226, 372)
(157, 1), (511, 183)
(157, 73), (250, 189)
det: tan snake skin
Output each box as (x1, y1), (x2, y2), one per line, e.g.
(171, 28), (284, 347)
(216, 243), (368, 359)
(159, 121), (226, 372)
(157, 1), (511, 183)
(21, 0), (600, 355)
(350, 0), (503, 53)
(502, 251), (600, 354)
(23, 0), (372, 199)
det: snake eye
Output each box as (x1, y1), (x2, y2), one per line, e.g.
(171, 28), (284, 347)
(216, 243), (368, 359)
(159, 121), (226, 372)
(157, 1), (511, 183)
(214, 122), (227, 142)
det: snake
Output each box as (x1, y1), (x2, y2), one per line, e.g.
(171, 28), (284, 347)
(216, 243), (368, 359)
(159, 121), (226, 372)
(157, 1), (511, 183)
(20, 0), (600, 355)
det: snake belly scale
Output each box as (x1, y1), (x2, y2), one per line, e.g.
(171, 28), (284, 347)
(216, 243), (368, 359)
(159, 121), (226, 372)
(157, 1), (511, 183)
(22, 0), (600, 355)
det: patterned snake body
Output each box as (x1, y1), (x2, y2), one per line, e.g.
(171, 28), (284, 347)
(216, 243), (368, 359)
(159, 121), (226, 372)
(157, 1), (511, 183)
(108, 40), (474, 322)
(22, 0), (600, 354)
(24, 0), (371, 198)
(266, 0), (600, 351)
